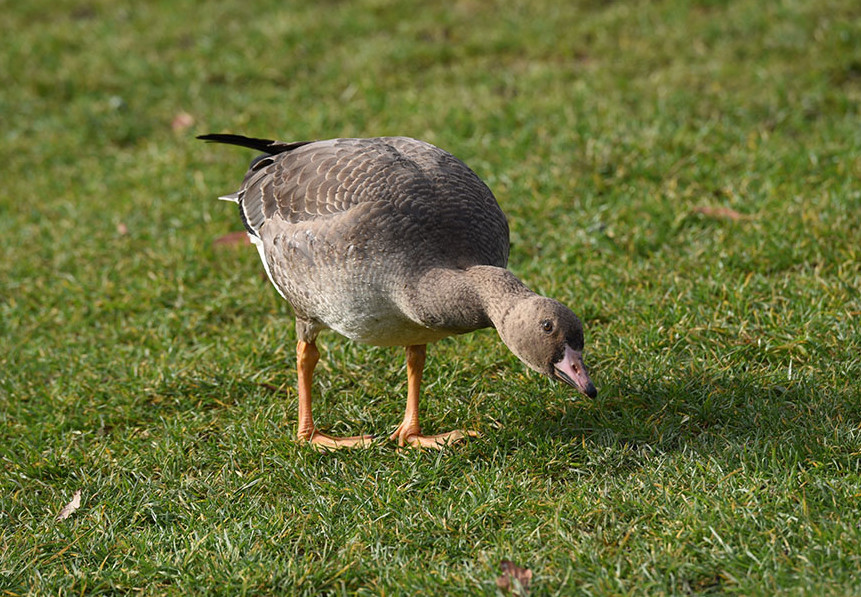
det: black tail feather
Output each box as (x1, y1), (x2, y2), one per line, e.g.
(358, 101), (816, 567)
(197, 133), (313, 155)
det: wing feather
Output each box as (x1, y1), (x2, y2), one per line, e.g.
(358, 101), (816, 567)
(205, 135), (509, 267)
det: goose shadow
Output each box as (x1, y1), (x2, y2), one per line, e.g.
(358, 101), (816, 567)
(518, 368), (847, 459)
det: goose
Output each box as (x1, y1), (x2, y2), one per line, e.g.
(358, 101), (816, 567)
(199, 134), (597, 449)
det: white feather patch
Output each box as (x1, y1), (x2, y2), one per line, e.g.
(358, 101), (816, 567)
(250, 235), (288, 300)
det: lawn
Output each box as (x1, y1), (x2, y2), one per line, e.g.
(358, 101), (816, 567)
(2, 0), (860, 594)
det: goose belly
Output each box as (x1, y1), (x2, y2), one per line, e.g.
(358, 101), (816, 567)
(288, 277), (453, 346)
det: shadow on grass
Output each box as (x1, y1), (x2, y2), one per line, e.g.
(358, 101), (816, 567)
(525, 368), (855, 462)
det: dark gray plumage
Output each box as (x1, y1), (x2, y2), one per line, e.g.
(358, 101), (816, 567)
(200, 134), (596, 449)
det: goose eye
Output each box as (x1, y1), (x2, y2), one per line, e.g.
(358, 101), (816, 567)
(541, 320), (553, 333)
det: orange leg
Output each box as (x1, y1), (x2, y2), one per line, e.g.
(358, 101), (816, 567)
(389, 344), (479, 449)
(296, 340), (374, 449)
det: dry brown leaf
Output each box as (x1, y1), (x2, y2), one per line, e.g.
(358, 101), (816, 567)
(496, 560), (532, 596)
(691, 205), (748, 221)
(56, 489), (82, 521)
(213, 231), (251, 247)
(171, 111), (195, 132)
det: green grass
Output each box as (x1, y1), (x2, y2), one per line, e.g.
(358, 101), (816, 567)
(2, 0), (860, 594)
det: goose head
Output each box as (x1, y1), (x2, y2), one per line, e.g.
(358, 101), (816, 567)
(497, 296), (597, 398)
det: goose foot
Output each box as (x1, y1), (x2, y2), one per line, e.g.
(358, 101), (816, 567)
(389, 424), (479, 449)
(295, 339), (375, 450)
(299, 429), (376, 450)
(389, 344), (480, 449)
